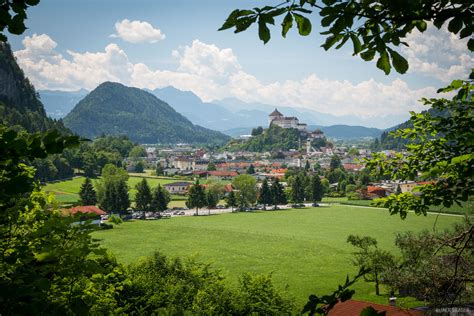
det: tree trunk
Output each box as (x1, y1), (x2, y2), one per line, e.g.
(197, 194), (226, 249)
(375, 271), (380, 296)
(195, 207), (198, 216)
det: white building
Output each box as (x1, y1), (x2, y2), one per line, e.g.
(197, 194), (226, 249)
(268, 109), (307, 131)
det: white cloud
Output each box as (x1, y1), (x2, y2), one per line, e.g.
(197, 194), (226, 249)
(14, 34), (439, 123)
(401, 24), (473, 82)
(111, 19), (165, 43)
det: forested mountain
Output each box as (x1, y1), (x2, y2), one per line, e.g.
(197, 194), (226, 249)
(0, 42), (68, 133)
(64, 82), (230, 144)
(39, 89), (89, 119)
(378, 107), (445, 149)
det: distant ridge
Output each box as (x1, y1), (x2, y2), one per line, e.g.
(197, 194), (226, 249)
(63, 82), (230, 144)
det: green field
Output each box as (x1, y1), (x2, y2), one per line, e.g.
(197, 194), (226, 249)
(43, 176), (188, 204)
(92, 205), (462, 307)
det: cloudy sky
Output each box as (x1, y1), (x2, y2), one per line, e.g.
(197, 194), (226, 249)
(7, 0), (473, 128)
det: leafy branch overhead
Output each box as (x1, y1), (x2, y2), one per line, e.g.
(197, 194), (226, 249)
(0, 0), (41, 41)
(219, 0), (473, 75)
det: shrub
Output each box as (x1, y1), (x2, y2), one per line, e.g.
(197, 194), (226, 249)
(108, 214), (123, 225)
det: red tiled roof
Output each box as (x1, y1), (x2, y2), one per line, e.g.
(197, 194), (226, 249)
(271, 168), (288, 174)
(269, 108), (283, 116)
(343, 163), (364, 171)
(69, 205), (106, 216)
(224, 184), (233, 192)
(208, 171), (239, 177)
(328, 300), (423, 316)
(367, 185), (386, 196)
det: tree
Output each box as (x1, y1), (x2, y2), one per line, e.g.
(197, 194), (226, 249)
(258, 178), (272, 210)
(135, 178), (152, 212)
(246, 164), (255, 174)
(310, 175), (324, 203)
(79, 177), (97, 205)
(290, 173), (305, 204)
(151, 184), (171, 211)
(219, 1), (472, 75)
(129, 145), (146, 158)
(206, 189), (219, 214)
(304, 160), (310, 171)
(133, 160), (145, 173)
(97, 164), (130, 214)
(232, 174), (257, 207)
(155, 163), (164, 176)
(225, 190), (237, 212)
(270, 178), (286, 210)
(186, 179), (207, 215)
(251, 126), (263, 136)
(207, 161), (217, 171)
(329, 155), (342, 171)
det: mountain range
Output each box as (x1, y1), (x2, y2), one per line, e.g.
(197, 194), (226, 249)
(40, 85), (409, 140)
(63, 82), (229, 144)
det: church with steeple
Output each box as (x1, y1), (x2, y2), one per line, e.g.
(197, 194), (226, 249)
(268, 108), (307, 131)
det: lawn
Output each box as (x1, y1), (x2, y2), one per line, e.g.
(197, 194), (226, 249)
(43, 176), (189, 204)
(92, 205), (462, 307)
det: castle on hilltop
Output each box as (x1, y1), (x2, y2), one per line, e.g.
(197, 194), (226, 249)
(268, 109), (308, 131)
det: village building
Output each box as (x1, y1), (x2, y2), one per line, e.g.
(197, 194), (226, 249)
(268, 109), (308, 131)
(163, 182), (191, 195)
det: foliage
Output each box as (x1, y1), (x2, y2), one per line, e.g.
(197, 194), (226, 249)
(63, 82), (229, 144)
(382, 222), (473, 305)
(155, 162), (164, 176)
(186, 179), (207, 215)
(330, 155), (342, 170)
(251, 126), (264, 136)
(122, 251), (295, 314)
(270, 177), (287, 209)
(207, 160), (216, 171)
(133, 160), (145, 173)
(108, 213), (123, 225)
(365, 79), (474, 219)
(219, 0), (473, 75)
(289, 172), (306, 204)
(79, 177), (97, 205)
(247, 163), (256, 174)
(230, 124), (302, 152)
(258, 178), (272, 209)
(0, 126), (127, 315)
(347, 235), (396, 296)
(151, 184), (171, 211)
(310, 175), (324, 202)
(225, 190), (237, 211)
(206, 189), (219, 211)
(0, 0), (41, 41)
(97, 164), (130, 214)
(128, 145), (146, 158)
(135, 178), (152, 212)
(232, 174), (257, 207)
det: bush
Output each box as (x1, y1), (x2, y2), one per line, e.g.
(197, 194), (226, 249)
(121, 252), (295, 314)
(100, 222), (114, 230)
(108, 214), (123, 224)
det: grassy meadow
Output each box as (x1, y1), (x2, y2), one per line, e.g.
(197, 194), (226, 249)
(43, 175), (188, 205)
(92, 205), (463, 307)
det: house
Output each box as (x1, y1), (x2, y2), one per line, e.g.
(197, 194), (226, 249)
(163, 167), (180, 176)
(328, 299), (423, 316)
(207, 170), (239, 180)
(163, 182), (191, 195)
(367, 185), (387, 199)
(268, 109), (307, 131)
(68, 205), (106, 216)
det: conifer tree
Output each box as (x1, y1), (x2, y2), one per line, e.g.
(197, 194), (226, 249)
(206, 189), (219, 214)
(155, 163), (164, 176)
(290, 173), (305, 204)
(246, 164), (255, 174)
(258, 178), (272, 210)
(225, 190), (237, 212)
(151, 184), (171, 211)
(310, 175), (324, 203)
(135, 178), (152, 212)
(79, 177), (97, 205)
(270, 178), (286, 210)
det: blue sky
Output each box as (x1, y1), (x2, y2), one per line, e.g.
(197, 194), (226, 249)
(7, 0), (473, 128)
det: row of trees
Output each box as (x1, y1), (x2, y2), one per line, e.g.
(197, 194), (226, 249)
(78, 165), (170, 213)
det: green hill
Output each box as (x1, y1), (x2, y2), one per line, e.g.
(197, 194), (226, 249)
(0, 42), (68, 133)
(64, 82), (230, 144)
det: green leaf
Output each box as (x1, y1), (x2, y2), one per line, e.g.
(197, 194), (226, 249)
(322, 35), (340, 50)
(350, 33), (362, 54)
(7, 14), (26, 35)
(376, 50), (391, 75)
(415, 20), (427, 32)
(360, 50), (376, 61)
(293, 13), (312, 36)
(388, 48), (408, 74)
(468, 38), (474, 51)
(281, 12), (293, 38)
(447, 16), (463, 34)
(258, 20), (271, 44)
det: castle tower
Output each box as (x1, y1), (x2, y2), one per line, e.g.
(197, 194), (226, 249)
(269, 108), (283, 125)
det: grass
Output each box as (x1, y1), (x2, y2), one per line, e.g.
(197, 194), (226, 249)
(323, 197), (473, 215)
(43, 176), (190, 204)
(92, 205), (462, 307)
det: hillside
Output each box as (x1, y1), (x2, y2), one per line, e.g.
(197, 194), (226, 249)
(0, 42), (68, 133)
(227, 124), (306, 152)
(63, 82), (230, 144)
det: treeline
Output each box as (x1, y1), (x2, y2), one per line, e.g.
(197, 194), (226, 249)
(32, 134), (135, 182)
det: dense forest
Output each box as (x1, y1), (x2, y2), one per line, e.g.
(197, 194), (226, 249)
(64, 82), (230, 145)
(0, 42), (69, 133)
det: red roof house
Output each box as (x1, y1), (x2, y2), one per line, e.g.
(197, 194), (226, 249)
(68, 205), (106, 216)
(328, 300), (423, 316)
(367, 185), (387, 199)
